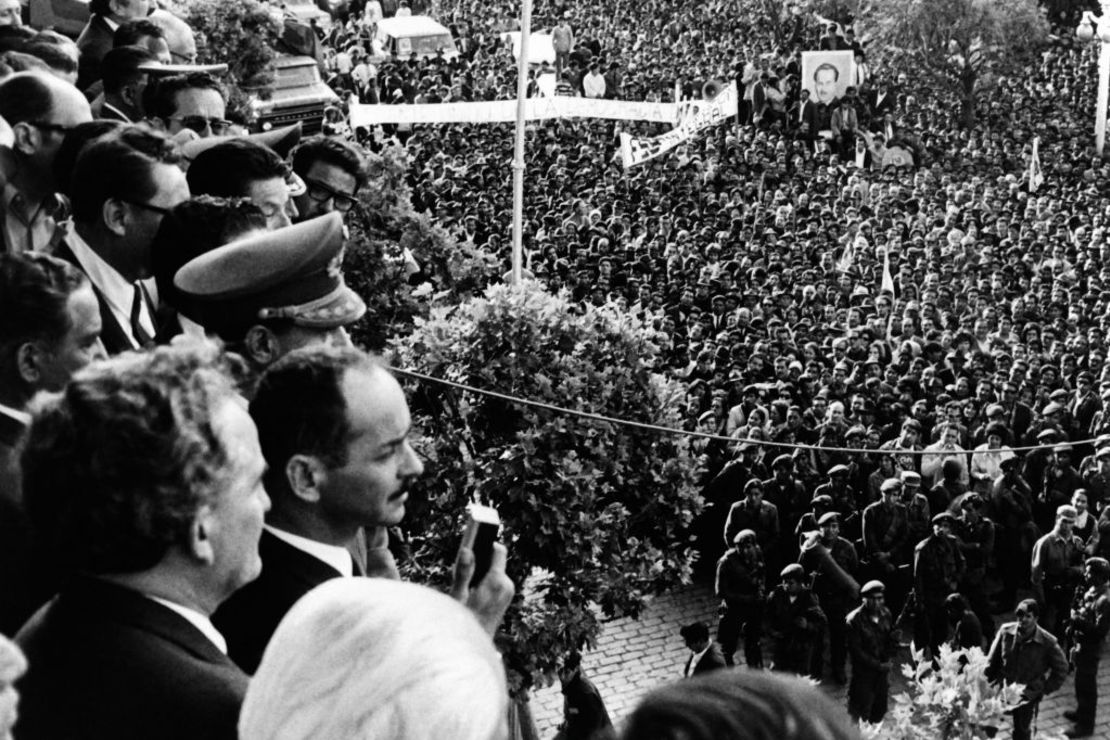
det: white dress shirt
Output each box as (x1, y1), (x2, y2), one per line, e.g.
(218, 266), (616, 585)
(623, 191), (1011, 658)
(147, 596), (228, 654)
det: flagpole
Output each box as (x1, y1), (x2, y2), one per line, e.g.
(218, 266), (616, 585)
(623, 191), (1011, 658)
(510, 0), (533, 285)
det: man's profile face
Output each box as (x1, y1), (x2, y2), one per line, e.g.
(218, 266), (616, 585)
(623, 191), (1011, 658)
(206, 399), (271, 597)
(246, 176), (297, 230)
(814, 66), (838, 104)
(130, 162), (190, 277)
(318, 367), (425, 528)
(36, 284), (105, 391)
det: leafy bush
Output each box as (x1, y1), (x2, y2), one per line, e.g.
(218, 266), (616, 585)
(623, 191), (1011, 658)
(393, 282), (703, 693)
(860, 644), (1063, 740)
(343, 143), (498, 351)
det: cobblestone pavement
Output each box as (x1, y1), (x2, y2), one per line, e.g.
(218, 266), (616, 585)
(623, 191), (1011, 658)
(528, 580), (1110, 739)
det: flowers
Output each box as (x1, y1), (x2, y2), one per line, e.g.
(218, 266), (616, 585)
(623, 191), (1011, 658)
(859, 644), (1056, 740)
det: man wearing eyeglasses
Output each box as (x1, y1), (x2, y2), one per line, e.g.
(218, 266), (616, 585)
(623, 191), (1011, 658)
(55, 126), (189, 355)
(146, 71), (229, 140)
(0, 72), (92, 254)
(290, 136), (366, 224)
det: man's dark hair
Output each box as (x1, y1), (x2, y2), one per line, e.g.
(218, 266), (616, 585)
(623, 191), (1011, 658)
(52, 120), (124, 198)
(152, 195), (268, 317)
(291, 135), (367, 191)
(813, 62), (839, 81)
(0, 71), (56, 126)
(70, 125), (182, 224)
(679, 621), (709, 643)
(187, 139), (287, 199)
(621, 670), (858, 740)
(249, 346), (382, 496)
(113, 19), (164, 48)
(99, 44), (153, 95)
(89, 0), (113, 15)
(20, 39), (78, 76)
(144, 71), (226, 121)
(0, 25), (36, 54)
(0, 253), (87, 365)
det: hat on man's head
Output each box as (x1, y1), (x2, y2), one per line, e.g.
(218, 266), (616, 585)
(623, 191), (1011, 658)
(932, 511), (957, 526)
(818, 511), (840, 526)
(828, 464), (849, 476)
(175, 213), (366, 341)
(180, 122), (303, 162)
(860, 580), (885, 597)
(780, 563), (806, 582)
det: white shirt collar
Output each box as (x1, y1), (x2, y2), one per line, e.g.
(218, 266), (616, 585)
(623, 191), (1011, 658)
(265, 524), (354, 577)
(147, 596), (228, 654)
(688, 643), (711, 674)
(0, 401), (30, 425)
(67, 226), (153, 349)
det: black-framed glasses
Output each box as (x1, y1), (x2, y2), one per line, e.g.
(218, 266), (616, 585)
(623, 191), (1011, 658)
(123, 200), (173, 217)
(169, 115), (233, 135)
(303, 177), (359, 212)
(29, 121), (74, 136)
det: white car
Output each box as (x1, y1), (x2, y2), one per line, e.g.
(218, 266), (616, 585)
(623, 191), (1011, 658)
(280, 0), (331, 31)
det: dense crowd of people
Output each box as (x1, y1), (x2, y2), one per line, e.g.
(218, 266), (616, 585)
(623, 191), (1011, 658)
(0, 0), (1109, 737)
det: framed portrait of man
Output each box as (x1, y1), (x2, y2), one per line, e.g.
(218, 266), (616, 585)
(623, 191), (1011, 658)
(801, 51), (856, 107)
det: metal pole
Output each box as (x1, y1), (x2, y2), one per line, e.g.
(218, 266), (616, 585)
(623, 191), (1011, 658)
(510, 0), (533, 285)
(1098, 36), (1110, 156)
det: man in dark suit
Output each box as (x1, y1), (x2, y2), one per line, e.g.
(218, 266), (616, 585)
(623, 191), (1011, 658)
(96, 45), (156, 123)
(55, 125), (188, 355)
(14, 341), (271, 739)
(0, 252), (104, 636)
(77, 0), (152, 91)
(213, 344), (513, 674)
(680, 621), (727, 676)
(792, 88), (819, 145)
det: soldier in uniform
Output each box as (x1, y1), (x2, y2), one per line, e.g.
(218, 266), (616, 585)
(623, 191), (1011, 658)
(1063, 557), (1110, 738)
(715, 529), (766, 668)
(954, 492), (996, 640)
(814, 465), (862, 540)
(991, 455), (1037, 606)
(763, 454), (808, 564)
(862, 478), (910, 614)
(901, 471), (932, 558)
(846, 580), (898, 723)
(987, 599), (1069, 740)
(765, 563), (826, 677)
(723, 479), (780, 566)
(795, 494), (834, 546)
(913, 512), (966, 657)
(802, 512), (859, 684)
(1031, 504), (1085, 642)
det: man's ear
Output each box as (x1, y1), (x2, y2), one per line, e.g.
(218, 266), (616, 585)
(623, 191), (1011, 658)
(286, 454), (326, 503)
(15, 341), (43, 386)
(11, 121), (40, 157)
(244, 325), (281, 367)
(101, 198), (129, 237)
(188, 504), (218, 565)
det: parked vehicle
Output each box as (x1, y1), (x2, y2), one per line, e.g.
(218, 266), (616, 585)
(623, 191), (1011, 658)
(369, 15), (459, 62)
(250, 54), (339, 134)
(279, 0), (331, 31)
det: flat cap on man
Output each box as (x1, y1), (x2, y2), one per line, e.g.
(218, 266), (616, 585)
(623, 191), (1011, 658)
(174, 212), (366, 339)
(860, 580), (885, 597)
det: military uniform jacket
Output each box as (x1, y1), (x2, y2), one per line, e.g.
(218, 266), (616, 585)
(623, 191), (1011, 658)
(1070, 584), (1110, 648)
(765, 586), (825, 644)
(715, 548), (765, 607)
(846, 604), (896, 671)
(987, 622), (1068, 702)
(914, 533), (965, 605)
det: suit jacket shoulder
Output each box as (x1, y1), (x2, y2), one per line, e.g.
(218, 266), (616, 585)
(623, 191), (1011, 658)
(15, 576), (247, 740)
(213, 530), (343, 674)
(54, 237), (137, 356)
(694, 642), (728, 674)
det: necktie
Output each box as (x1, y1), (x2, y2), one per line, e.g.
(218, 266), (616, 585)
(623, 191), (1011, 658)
(130, 283), (153, 347)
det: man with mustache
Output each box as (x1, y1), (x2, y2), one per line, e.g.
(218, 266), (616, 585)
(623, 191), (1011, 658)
(213, 345), (514, 674)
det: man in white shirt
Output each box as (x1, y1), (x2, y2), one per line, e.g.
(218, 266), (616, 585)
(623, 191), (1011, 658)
(14, 340), (270, 739)
(56, 125), (189, 355)
(213, 345), (515, 674)
(583, 62), (606, 98)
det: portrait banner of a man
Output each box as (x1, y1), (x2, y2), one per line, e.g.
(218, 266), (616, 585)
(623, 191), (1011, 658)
(801, 51), (855, 107)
